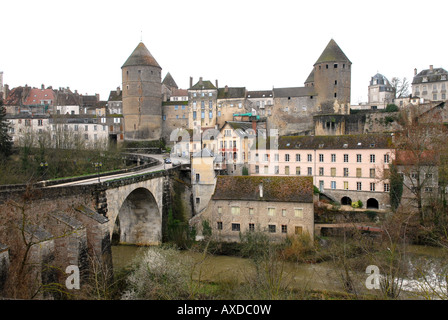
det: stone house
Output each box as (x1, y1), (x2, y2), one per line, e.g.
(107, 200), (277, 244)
(192, 175), (315, 242)
(412, 65), (448, 102)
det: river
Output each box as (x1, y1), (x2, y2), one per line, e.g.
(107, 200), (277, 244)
(111, 243), (448, 298)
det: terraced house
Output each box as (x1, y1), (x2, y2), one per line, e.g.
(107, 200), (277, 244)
(248, 133), (394, 210)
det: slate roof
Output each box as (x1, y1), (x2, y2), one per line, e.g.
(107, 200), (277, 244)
(108, 90), (122, 101)
(304, 69), (314, 84)
(217, 87), (246, 99)
(273, 86), (316, 98)
(122, 42), (161, 69)
(314, 39), (351, 65)
(412, 67), (448, 84)
(277, 133), (393, 150)
(190, 80), (217, 90)
(224, 121), (257, 138)
(247, 90), (273, 99)
(212, 175), (314, 203)
(162, 72), (178, 89)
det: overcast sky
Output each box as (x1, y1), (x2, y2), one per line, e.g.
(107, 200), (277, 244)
(1, 0), (447, 104)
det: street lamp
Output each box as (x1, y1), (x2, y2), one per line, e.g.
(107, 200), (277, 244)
(93, 162), (102, 183)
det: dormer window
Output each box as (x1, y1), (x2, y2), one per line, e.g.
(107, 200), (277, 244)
(423, 77), (428, 82)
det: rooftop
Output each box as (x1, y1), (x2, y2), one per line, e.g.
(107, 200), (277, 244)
(122, 42), (161, 69)
(314, 39), (351, 65)
(212, 175), (314, 203)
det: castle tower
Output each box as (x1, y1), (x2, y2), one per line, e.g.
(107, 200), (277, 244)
(121, 42), (162, 141)
(313, 39), (351, 114)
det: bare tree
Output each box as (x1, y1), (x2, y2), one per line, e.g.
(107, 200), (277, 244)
(391, 77), (410, 99)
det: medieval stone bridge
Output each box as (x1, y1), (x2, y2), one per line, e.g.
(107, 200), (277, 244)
(0, 155), (193, 295)
(0, 154), (192, 269)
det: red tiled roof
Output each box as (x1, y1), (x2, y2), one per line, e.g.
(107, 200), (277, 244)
(23, 88), (55, 105)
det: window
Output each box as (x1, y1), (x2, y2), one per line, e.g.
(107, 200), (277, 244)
(295, 226), (303, 235)
(331, 181), (336, 189)
(249, 223), (255, 232)
(281, 225), (288, 234)
(296, 166), (301, 175)
(196, 197), (200, 204)
(275, 154), (279, 162)
(217, 222), (223, 230)
(307, 154), (312, 162)
(265, 166), (270, 174)
(370, 154), (376, 163)
(356, 168), (362, 178)
(231, 206), (240, 215)
(343, 168), (349, 177)
(255, 165), (259, 174)
(370, 183), (376, 191)
(218, 206), (222, 214)
(268, 225), (276, 233)
(344, 181), (349, 190)
(331, 167), (336, 177)
(232, 223), (240, 232)
(344, 154), (349, 162)
(249, 208), (254, 215)
(38, 120), (43, 126)
(331, 154), (336, 162)
(357, 182), (362, 191)
(307, 167), (312, 175)
(285, 166), (290, 175)
(370, 168), (376, 178)
(319, 167), (324, 176)
(196, 173), (200, 182)
(268, 208), (275, 216)
(296, 154), (301, 162)
(294, 208), (303, 218)
(357, 154), (362, 163)
(285, 154), (290, 162)
(384, 154), (390, 163)
(319, 154), (324, 162)
(282, 209), (287, 217)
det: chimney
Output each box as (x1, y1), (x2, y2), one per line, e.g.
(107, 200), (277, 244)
(430, 65), (434, 71)
(224, 85), (228, 93)
(252, 120), (257, 134)
(215, 79), (218, 88)
(41, 84), (45, 90)
(199, 77), (203, 86)
(414, 68), (417, 76)
(259, 182), (263, 198)
(117, 86), (121, 95)
(190, 77), (193, 88)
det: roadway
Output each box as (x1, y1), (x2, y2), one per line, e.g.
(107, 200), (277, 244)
(47, 154), (190, 187)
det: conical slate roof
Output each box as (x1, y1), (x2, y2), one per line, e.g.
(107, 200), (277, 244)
(122, 42), (161, 69)
(162, 72), (178, 88)
(314, 39), (351, 65)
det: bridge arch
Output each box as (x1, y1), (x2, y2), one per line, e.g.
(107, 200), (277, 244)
(113, 187), (161, 245)
(105, 176), (165, 246)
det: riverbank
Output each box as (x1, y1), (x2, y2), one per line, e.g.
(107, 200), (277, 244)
(110, 236), (448, 300)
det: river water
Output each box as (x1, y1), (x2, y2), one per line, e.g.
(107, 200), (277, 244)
(111, 243), (448, 298)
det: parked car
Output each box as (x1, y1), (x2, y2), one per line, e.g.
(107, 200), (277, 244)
(164, 158), (172, 164)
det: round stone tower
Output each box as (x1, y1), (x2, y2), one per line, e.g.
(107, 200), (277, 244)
(313, 39), (351, 114)
(122, 42), (162, 141)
